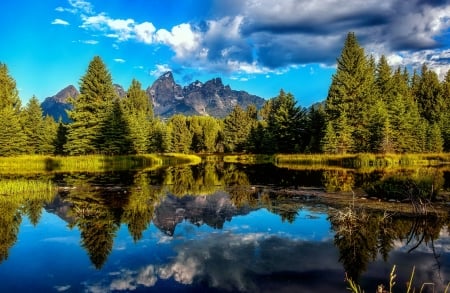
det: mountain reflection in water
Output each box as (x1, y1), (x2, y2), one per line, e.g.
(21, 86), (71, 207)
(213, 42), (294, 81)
(0, 163), (448, 292)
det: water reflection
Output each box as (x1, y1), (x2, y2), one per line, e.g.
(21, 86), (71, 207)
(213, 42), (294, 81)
(0, 162), (449, 292)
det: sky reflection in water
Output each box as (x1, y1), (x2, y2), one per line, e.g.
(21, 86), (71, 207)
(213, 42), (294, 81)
(0, 198), (448, 293)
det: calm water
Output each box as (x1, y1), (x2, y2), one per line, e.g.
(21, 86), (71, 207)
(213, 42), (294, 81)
(0, 163), (449, 292)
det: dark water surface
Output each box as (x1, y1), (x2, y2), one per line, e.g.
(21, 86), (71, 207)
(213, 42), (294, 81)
(0, 163), (448, 292)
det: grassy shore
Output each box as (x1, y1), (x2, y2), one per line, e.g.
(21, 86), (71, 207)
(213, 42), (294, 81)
(0, 154), (202, 174)
(274, 153), (450, 168)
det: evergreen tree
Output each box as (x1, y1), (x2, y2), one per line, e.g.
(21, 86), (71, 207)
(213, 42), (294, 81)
(416, 64), (443, 124)
(321, 121), (338, 154)
(39, 115), (58, 154)
(54, 120), (68, 155)
(0, 63), (21, 111)
(22, 96), (44, 154)
(0, 106), (27, 156)
(168, 114), (192, 153)
(427, 123), (444, 153)
(265, 90), (306, 153)
(65, 56), (117, 155)
(304, 104), (326, 153)
(0, 64), (26, 156)
(325, 32), (375, 152)
(223, 105), (253, 152)
(123, 79), (153, 154)
(375, 55), (393, 103)
(100, 99), (131, 155)
(149, 118), (170, 153)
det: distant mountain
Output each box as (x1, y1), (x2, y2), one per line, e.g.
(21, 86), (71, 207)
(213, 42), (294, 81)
(41, 85), (78, 123)
(148, 72), (265, 117)
(42, 72), (266, 121)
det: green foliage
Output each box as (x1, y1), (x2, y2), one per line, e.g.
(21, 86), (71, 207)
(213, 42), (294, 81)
(0, 106), (27, 156)
(265, 90), (306, 153)
(223, 105), (255, 152)
(65, 56), (117, 155)
(168, 115), (193, 153)
(0, 63), (21, 111)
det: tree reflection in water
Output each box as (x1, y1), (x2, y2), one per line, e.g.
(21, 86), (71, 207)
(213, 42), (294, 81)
(0, 162), (448, 283)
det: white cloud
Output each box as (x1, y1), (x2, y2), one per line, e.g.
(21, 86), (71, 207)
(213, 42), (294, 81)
(55, 7), (65, 12)
(113, 58), (126, 63)
(135, 22), (156, 44)
(155, 23), (202, 59)
(54, 285), (71, 292)
(150, 64), (172, 77)
(68, 0), (94, 14)
(51, 19), (70, 26)
(77, 39), (98, 45)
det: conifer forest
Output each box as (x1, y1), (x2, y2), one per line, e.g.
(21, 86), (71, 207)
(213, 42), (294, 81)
(1, 32), (450, 157)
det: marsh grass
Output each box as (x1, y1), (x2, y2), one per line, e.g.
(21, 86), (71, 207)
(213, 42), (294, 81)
(0, 178), (56, 203)
(275, 153), (450, 169)
(0, 154), (202, 174)
(346, 265), (450, 293)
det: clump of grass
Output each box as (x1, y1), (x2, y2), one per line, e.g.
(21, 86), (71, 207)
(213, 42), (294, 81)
(346, 265), (450, 293)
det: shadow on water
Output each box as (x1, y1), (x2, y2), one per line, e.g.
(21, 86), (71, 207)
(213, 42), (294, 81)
(0, 160), (449, 292)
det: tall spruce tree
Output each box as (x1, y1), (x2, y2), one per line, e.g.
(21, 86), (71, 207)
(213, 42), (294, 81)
(325, 32), (375, 152)
(0, 63), (21, 111)
(123, 79), (152, 154)
(416, 64), (443, 124)
(65, 56), (117, 155)
(22, 96), (44, 154)
(0, 63), (26, 156)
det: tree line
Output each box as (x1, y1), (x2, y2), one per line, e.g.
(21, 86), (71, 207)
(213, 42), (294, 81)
(1, 32), (450, 156)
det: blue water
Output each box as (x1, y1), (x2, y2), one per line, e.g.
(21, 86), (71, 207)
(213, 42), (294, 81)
(0, 204), (448, 293)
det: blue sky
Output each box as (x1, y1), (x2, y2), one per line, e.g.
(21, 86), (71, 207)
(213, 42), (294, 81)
(1, 0), (450, 107)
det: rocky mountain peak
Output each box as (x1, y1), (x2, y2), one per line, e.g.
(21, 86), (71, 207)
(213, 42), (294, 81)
(53, 85), (79, 103)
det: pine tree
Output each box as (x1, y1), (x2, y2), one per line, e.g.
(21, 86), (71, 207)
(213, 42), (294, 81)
(427, 123), (444, 153)
(223, 105), (253, 152)
(416, 64), (443, 124)
(321, 121), (338, 154)
(100, 99), (131, 155)
(65, 56), (117, 155)
(168, 114), (192, 153)
(0, 106), (27, 156)
(325, 32), (375, 152)
(54, 120), (68, 155)
(0, 63), (21, 111)
(0, 63), (26, 156)
(22, 96), (44, 154)
(265, 90), (306, 153)
(123, 79), (153, 154)
(304, 104), (326, 153)
(39, 115), (58, 154)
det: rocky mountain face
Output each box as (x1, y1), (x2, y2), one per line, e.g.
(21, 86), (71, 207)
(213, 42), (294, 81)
(41, 85), (78, 123)
(41, 72), (265, 121)
(148, 72), (265, 117)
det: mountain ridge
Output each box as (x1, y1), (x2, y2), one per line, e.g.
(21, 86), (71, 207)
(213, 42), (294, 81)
(41, 72), (265, 121)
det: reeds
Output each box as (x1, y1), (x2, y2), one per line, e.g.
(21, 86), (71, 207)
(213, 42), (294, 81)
(0, 178), (56, 204)
(0, 154), (202, 174)
(346, 265), (450, 293)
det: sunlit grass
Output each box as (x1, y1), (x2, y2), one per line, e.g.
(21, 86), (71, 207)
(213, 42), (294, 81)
(0, 154), (202, 174)
(275, 153), (450, 169)
(0, 178), (57, 204)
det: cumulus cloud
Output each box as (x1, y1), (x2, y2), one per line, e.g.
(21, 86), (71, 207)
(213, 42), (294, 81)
(70, 0), (450, 76)
(51, 19), (70, 26)
(150, 64), (172, 77)
(155, 23), (202, 59)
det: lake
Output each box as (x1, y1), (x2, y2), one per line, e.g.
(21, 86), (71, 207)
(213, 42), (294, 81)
(0, 161), (449, 292)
